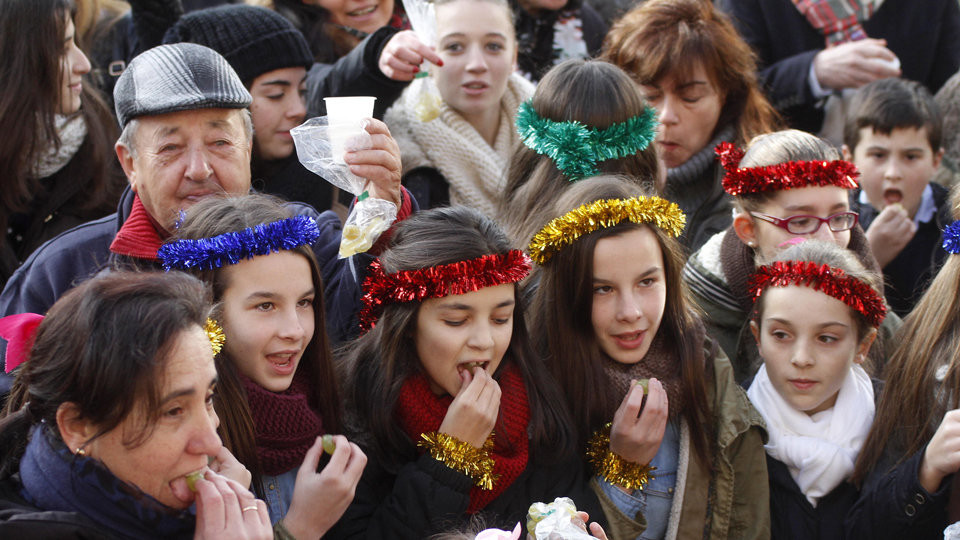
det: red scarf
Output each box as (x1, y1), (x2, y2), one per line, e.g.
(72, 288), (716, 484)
(397, 363), (530, 513)
(240, 370), (324, 476)
(109, 195), (165, 260)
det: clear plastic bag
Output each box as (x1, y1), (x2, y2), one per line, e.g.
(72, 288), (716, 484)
(291, 116), (398, 257)
(526, 497), (593, 539)
(401, 0), (443, 122)
(945, 521), (960, 540)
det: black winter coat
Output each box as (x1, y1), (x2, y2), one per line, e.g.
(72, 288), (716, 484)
(845, 448), (951, 540)
(328, 450), (606, 539)
(719, 0), (960, 134)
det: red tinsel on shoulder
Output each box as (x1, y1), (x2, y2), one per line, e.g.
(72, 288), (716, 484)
(715, 141), (860, 196)
(748, 261), (886, 328)
(359, 250), (532, 332)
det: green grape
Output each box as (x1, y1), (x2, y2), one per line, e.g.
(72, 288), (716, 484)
(322, 434), (337, 455)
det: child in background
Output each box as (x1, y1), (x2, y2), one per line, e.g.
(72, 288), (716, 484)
(385, 0), (533, 216)
(159, 195), (367, 539)
(334, 206), (604, 539)
(498, 59), (660, 250)
(683, 129), (896, 384)
(746, 240), (884, 539)
(842, 77), (953, 316)
(846, 188), (960, 539)
(528, 175), (768, 539)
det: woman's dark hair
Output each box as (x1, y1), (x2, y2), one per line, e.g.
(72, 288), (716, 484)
(0, 0), (122, 232)
(0, 271), (212, 477)
(601, 0), (780, 146)
(529, 175), (715, 467)
(168, 194), (339, 497)
(338, 206), (576, 471)
(499, 59), (660, 248)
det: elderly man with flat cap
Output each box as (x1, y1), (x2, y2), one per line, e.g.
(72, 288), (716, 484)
(0, 43), (412, 349)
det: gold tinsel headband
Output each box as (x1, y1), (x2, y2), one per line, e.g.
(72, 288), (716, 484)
(528, 197), (686, 264)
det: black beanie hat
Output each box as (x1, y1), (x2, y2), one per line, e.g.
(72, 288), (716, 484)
(163, 5), (314, 85)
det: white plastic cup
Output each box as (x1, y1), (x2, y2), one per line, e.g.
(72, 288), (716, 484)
(325, 96), (376, 164)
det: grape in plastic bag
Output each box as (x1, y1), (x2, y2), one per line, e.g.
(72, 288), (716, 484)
(526, 497), (593, 539)
(290, 116), (398, 257)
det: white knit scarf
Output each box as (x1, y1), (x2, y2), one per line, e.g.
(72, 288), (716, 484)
(31, 113), (87, 179)
(385, 73), (534, 219)
(747, 363), (874, 506)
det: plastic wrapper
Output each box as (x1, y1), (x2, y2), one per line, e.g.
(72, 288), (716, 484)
(401, 0), (442, 121)
(291, 116), (397, 257)
(526, 497), (593, 539)
(945, 521), (960, 540)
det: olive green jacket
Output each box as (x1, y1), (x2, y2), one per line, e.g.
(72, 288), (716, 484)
(594, 353), (770, 540)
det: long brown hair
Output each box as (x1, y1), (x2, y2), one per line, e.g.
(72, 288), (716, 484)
(601, 0), (780, 146)
(337, 206), (576, 472)
(0, 0), (120, 223)
(498, 59), (661, 248)
(852, 186), (960, 486)
(529, 175), (715, 466)
(0, 272), (212, 477)
(168, 194), (341, 496)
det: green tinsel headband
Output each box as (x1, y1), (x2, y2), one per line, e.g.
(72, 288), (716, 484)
(515, 100), (659, 181)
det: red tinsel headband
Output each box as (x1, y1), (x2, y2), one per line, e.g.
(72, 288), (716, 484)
(716, 141), (859, 196)
(359, 250), (532, 332)
(749, 261), (886, 328)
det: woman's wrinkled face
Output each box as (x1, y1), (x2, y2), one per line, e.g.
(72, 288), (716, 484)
(640, 62), (723, 169)
(57, 16), (91, 115)
(415, 283), (515, 396)
(82, 326), (222, 509)
(433, 0), (516, 125)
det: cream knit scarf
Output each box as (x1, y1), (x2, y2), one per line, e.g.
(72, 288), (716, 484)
(386, 74), (534, 218)
(748, 363), (874, 506)
(31, 113), (87, 179)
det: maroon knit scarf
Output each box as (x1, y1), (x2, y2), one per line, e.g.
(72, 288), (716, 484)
(397, 363), (530, 514)
(240, 370), (324, 476)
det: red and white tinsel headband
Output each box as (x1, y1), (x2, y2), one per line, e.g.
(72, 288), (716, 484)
(359, 250), (532, 332)
(716, 141), (859, 196)
(749, 260), (886, 328)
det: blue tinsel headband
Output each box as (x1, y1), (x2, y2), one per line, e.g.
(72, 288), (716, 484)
(158, 216), (321, 271)
(515, 100), (659, 181)
(944, 221), (960, 254)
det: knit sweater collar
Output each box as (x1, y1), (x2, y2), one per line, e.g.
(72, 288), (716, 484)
(109, 195), (166, 261)
(665, 124), (735, 201)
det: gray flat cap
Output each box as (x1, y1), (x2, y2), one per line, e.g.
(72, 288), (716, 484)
(113, 42), (252, 128)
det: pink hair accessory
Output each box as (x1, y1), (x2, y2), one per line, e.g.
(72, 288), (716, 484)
(474, 523), (522, 540)
(0, 313), (44, 373)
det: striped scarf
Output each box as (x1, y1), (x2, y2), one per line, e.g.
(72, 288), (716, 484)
(792, 0), (885, 45)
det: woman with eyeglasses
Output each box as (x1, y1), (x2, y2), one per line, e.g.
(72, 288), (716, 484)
(682, 129), (901, 385)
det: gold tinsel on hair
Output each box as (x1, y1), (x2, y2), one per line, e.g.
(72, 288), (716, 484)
(418, 432), (499, 490)
(528, 197), (686, 264)
(204, 318), (226, 356)
(585, 423), (656, 491)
